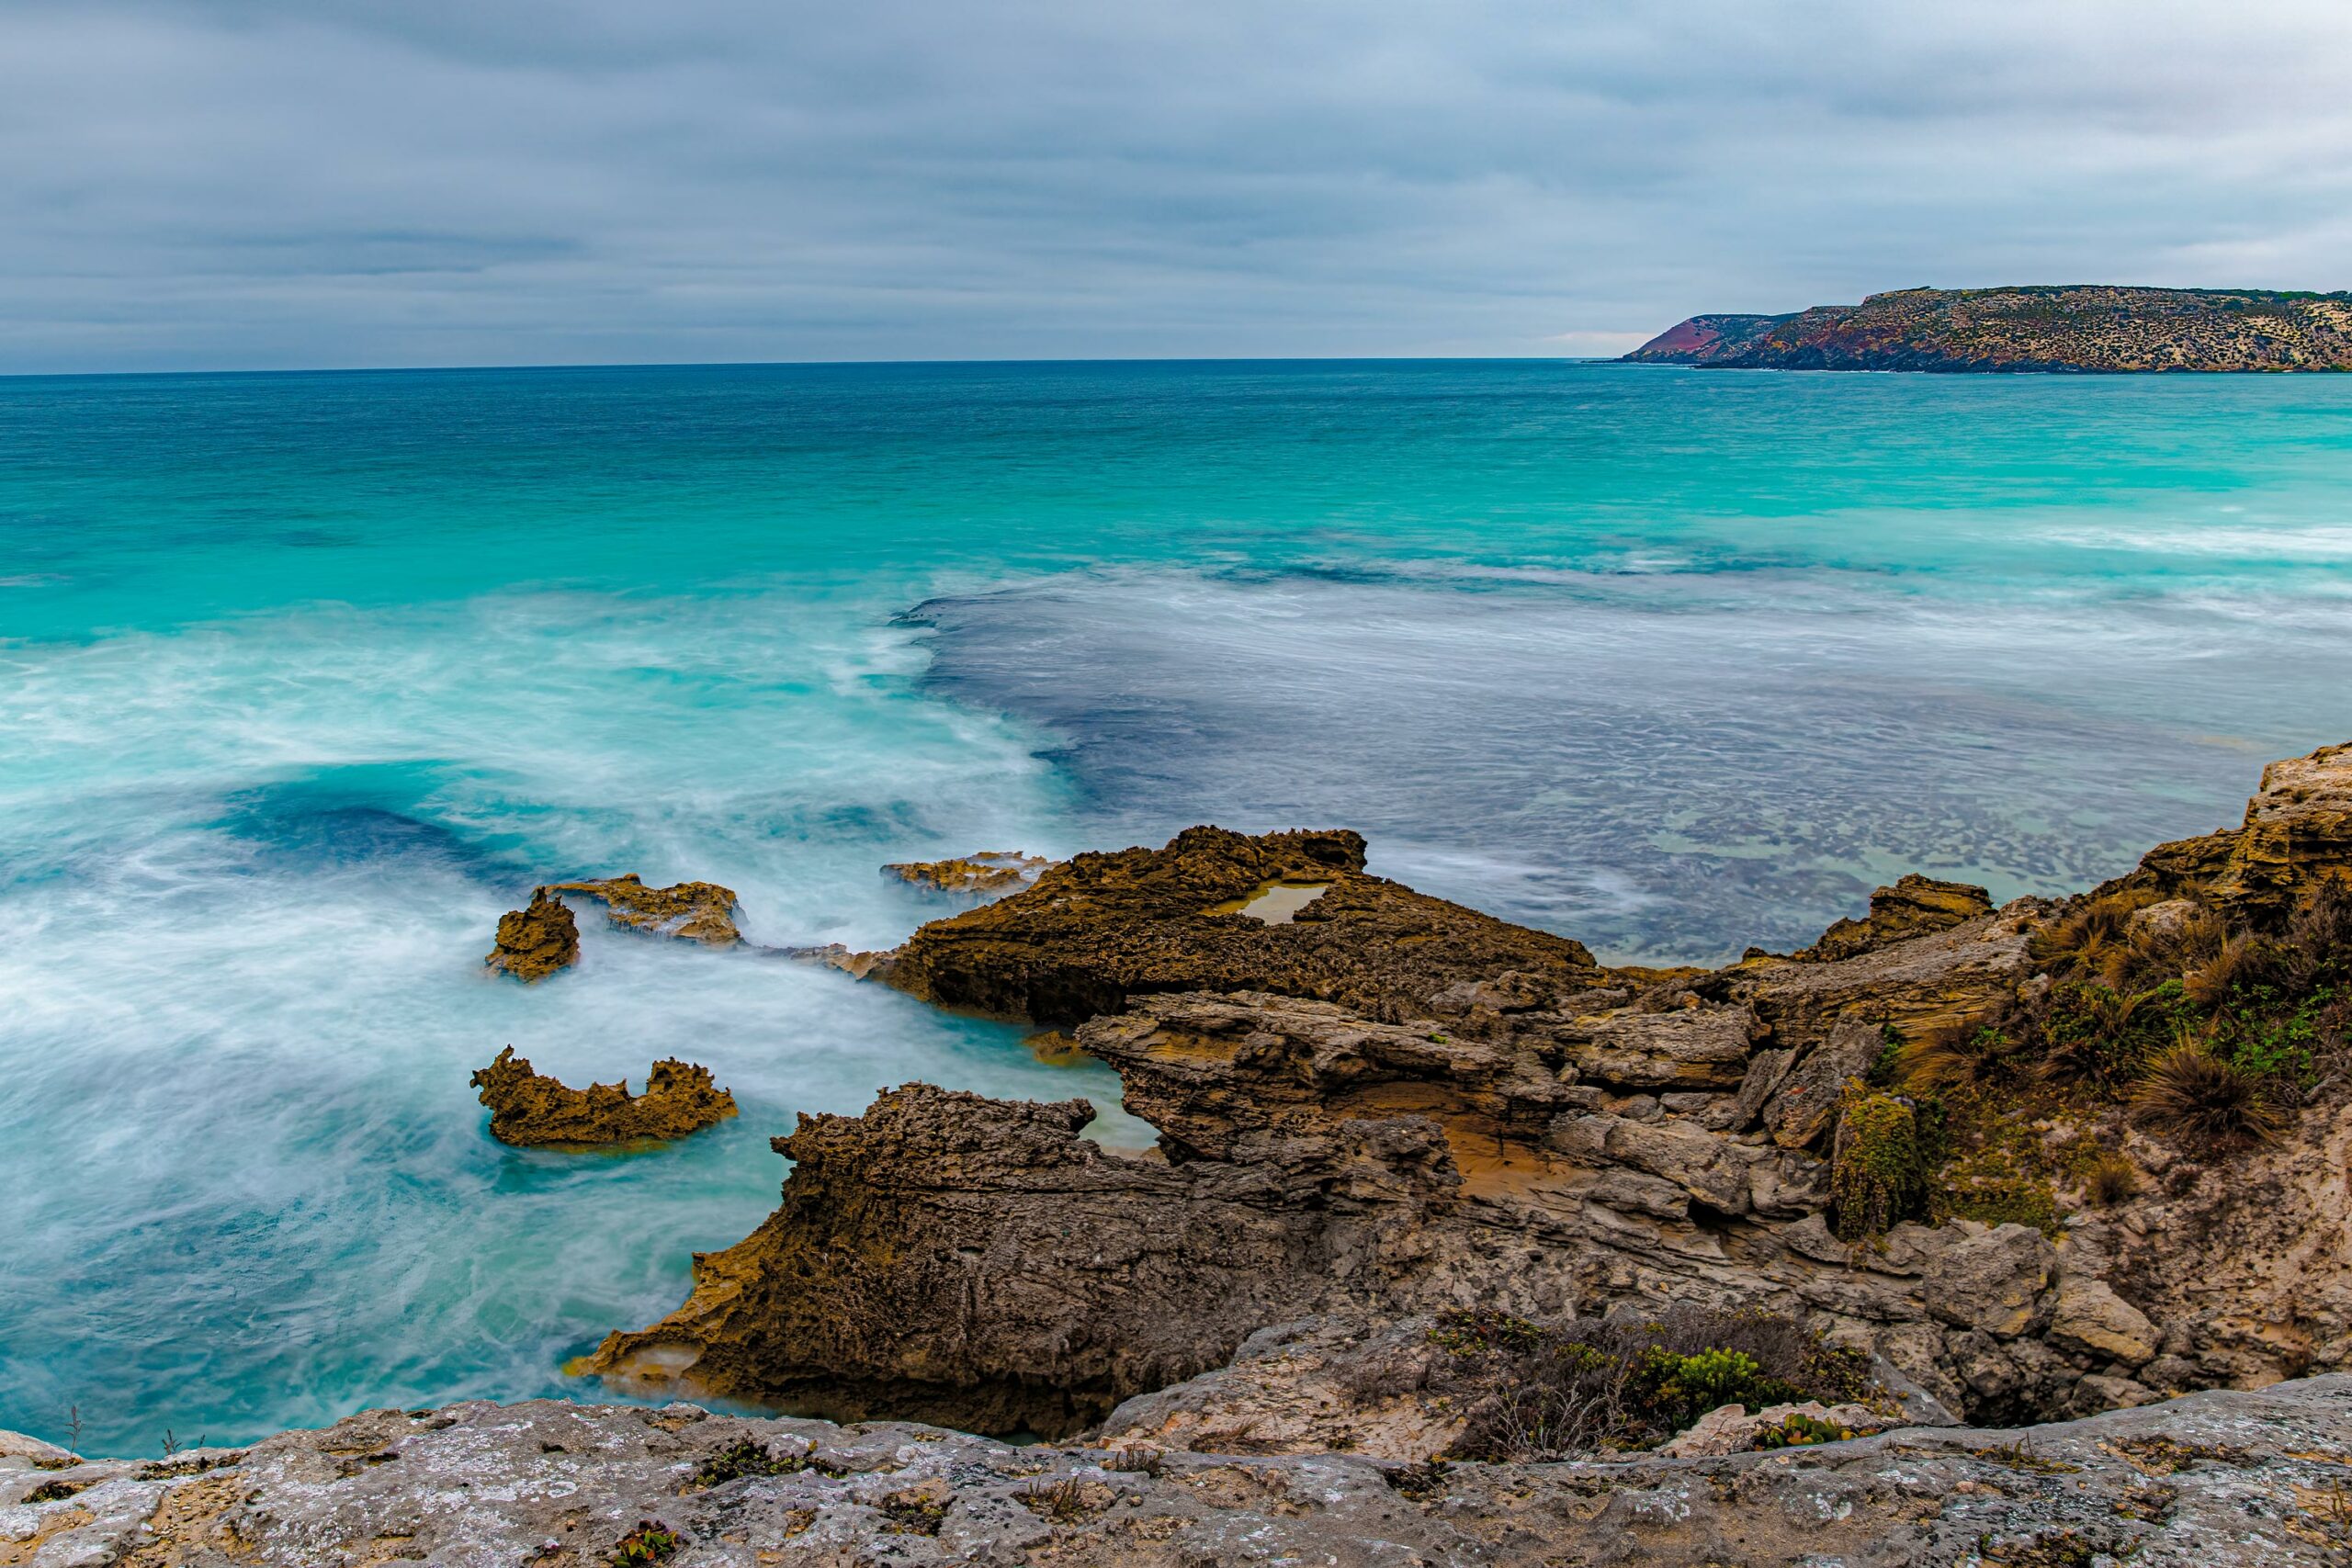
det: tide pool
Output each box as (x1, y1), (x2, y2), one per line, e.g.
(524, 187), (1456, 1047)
(3, 360), (2348, 1451)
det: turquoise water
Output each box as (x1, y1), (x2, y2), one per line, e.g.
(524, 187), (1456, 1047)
(3, 360), (2349, 1452)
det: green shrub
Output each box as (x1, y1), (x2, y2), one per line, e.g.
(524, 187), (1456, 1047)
(1830, 1081), (1931, 1241)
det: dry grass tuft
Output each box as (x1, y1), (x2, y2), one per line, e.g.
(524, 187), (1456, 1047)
(2130, 1041), (2281, 1147)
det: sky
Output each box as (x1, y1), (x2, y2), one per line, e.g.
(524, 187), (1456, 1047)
(3, 0), (2350, 371)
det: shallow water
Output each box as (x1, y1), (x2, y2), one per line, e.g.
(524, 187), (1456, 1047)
(2, 360), (2348, 1451)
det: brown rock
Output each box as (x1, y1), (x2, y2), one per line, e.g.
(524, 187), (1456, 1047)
(882, 851), (1052, 896)
(1794, 874), (1994, 963)
(883, 825), (1599, 1025)
(484, 887), (580, 982)
(470, 1046), (737, 1146)
(574, 1083), (1468, 1437)
(548, 874), (741, 945)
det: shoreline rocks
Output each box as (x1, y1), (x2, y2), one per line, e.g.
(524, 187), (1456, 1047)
(883, 824), (1601, 1024)
(470, 1046), (737, 1146)
(581, 742), (2352, 1458)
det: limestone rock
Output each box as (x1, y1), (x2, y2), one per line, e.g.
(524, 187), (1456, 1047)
(575, 1084), (1469, 1437)
(2048, 1278), (2160, 1366)
(1922, 1223), (2054, 1338)
(1759, 1017), (1883, 1149)
(548, 873), (742, 945)
(882, 825), (1600, 1025)
(2107, 740), (2352, 921)
(1547, 1004), (1758, 1090)
(883, 850), (1052, 896)
(470, 1046), (736, 1146)
(1794, 874), (1994, 963)
(484, 886), (580, 981)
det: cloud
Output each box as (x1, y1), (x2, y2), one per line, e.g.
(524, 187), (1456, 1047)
(1, 0), (2348, 370)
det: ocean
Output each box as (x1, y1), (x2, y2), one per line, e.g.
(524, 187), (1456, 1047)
(3, 359), (2348, 1452)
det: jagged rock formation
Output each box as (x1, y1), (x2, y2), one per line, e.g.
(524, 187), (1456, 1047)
(1626, 286), (2352, 372)
(585, 742), (2352, 1455)
(884, 825), (1601, 1024)
(483, 886), (580, 981)
(10, 1382), (2352, 1566)
(884, 851), (1052, 896)
(548, 874), (742, 945)
(1790, 873), (1993, 963)
(470, 1046), (736, 1146)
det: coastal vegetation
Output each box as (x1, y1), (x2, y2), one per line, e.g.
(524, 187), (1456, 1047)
(1825, 878), (2352, 1247)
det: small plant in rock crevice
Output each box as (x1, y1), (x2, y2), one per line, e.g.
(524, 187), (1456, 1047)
(610, 1520), (682, 1564)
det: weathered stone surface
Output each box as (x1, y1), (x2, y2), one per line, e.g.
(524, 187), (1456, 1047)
(1758, 1017), (1883, 1149)
(483, 886), (579, 981)
(883, 825), (1600, 1025)
(1549, 1004), (1758, 1090)
(2047, 1279), (2160, 1367)
(13, 1381), (2352, 1567)
(469, 1046), (737, 1146)
(576, 1085), (1470, 1438)
(884, 850), (1052, 896)
(1922, 1223), (2055, 1338)
(1794, 873), (1995, 963)
(2104, 739), (2352, 922)
(548, 873), (742, 944)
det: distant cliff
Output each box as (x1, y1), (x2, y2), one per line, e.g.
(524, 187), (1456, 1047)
(1626, 286), (2352, 372)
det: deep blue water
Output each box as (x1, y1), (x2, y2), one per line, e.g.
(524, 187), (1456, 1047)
(2, 359), (2348, 1451)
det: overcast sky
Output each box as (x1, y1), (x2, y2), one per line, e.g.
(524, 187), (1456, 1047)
(4, 0), (2349, 371)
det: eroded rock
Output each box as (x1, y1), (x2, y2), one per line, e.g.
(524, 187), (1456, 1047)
(470, 1046), (737, 1146)
(883, 851), (1052, 896)
(484, 887), (580, 981)
(883, 825), (1600, 1024)
(1793, 874), (1995, 963)
(548, 874), (742, 945)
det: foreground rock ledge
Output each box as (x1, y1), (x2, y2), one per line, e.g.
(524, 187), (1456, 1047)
(6, 1379), (2352, 1566)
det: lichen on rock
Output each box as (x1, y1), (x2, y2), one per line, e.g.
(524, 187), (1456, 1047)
(470, 1046), (737, 1146)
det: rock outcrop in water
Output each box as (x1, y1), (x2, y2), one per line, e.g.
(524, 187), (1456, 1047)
(548, 874), (743, 945)
(470, 1045), (736, 1145)
(1626, 286), (2352, 372)
(884, 850), (1053, 897)
(883, 825), (1601, 1024)
(11, 1381), (2352, 1566)
(483, 886), (580, 981)
(587, 743), (2352, 1464)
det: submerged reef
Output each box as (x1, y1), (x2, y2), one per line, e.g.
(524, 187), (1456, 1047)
(471, 1045), (737, 1146)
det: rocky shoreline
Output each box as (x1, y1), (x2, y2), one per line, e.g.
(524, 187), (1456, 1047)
(574, 744), (2352, 1453)
(11, 741), (2351, 1564)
